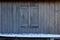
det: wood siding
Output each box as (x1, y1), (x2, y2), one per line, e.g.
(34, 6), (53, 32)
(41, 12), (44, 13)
(0, 2), (60, 34)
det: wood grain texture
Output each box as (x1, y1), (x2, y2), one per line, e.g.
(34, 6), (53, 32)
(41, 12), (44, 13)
(54, 2), (60, 34)
(0, 2), (60, 34)
(0, 3), (1, 33)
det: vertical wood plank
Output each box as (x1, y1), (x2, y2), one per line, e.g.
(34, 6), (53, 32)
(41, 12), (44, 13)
(39, 3), (45, 33)
(39, 3), (50, 33)
(7, 3), (13, 33)
(42, 2), (50, 33)
(1, 3), (8, 33)
(30, 3), (39, 33)
(0, 3), (1, 33)
(13, 3), (18, 33)
(54, 2), (57, 34)
(49, 3), (55, 33)
(44, 3), (50, 33)
(19, 3), (29, 33)
(55, 2), (60, 34)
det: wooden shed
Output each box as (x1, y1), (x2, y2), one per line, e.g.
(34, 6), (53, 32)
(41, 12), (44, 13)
(0, 0), (60, 38)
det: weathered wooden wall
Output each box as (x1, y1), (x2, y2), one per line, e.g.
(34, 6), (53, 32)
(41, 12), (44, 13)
(0, 2), (60, 34)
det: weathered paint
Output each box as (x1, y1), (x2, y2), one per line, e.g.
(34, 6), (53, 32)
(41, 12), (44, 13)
(0, 2), (60, 34)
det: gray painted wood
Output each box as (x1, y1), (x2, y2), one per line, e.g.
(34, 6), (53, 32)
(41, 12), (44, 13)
(0, 2), (60, 34)
(1, 3), (8, 33)
(7, 3), (13, 33)
(55, 2), (60, 34)
(49, 3), (55, 34)
(0, 3), (1, 33)
(39, 3), (50, 33)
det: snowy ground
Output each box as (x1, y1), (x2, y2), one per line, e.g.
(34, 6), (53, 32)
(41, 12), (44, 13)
(0, 34), (60, 38)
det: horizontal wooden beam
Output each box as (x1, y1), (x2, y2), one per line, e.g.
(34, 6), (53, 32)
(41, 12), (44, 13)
(0, 0), (57, 2)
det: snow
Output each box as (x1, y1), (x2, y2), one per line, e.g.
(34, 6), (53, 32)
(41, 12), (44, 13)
(0, 34), (60, 38)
